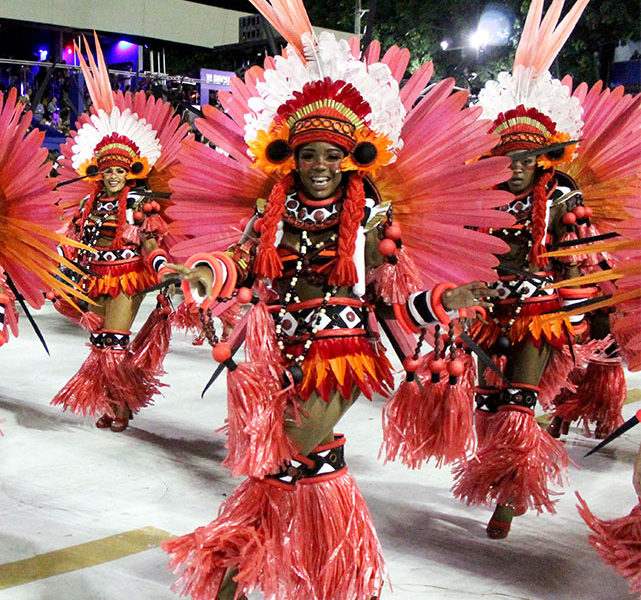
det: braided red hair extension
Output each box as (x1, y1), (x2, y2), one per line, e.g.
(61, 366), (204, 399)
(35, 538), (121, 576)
(329, 172), (366, 287)
(529, 169), (555, 268)
(80, 181), (103, 224)
(254, 173), (294, 279)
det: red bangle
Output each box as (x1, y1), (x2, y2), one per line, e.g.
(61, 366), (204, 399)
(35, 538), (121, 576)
(430, 282), (457, 324)
(558, 286), (599, 299)
(393, 303), (420, 334)
(209, 251), (238, 299)
(157, 265), (173, 283)
(182, 253), (226, 310)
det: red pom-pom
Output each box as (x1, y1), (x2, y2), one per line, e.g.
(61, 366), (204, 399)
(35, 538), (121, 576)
(428, 357), (446, 373)
(403, 356), (421, 372)
(237, 287), (253, 304)
(151, 201), (161, 212)
(447, 358), (465, 377)
(253, 217), (264, 233)
(45, 290), (57, 300)
(573, 206), (586, 219)
(143, 202), (153, 213)
(212, 342), (232, 363)
(133, 210), (144, 222)
(583, 206), (593, 218)
(378, 238), (397, 257)
(562, 212), (577, 225)
(385, 222), (402, 240)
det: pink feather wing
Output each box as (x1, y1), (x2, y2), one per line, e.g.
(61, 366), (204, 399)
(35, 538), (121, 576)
(0, 89), (84, 307)
(376, 79), (514, 288)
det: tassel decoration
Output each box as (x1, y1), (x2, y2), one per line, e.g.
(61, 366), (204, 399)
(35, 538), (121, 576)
(130, 295), (172, 375)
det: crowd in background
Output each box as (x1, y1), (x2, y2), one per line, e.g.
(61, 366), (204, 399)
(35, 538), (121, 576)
(0, 63), (207, 139)
(0, 62), (221, 168)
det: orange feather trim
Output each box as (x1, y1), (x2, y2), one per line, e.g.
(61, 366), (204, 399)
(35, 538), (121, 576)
(287, 336), (394, 402)
(83, 265), (155, 299)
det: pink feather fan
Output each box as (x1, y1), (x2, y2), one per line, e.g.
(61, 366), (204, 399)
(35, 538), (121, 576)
(0, 88), (85, 307)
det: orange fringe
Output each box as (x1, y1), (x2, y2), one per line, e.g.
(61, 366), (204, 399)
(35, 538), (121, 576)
(290, 337), (394, 402)
(84, 268), (156, 298)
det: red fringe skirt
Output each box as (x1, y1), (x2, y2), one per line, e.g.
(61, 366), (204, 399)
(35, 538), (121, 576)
(163, 469), (386, 600)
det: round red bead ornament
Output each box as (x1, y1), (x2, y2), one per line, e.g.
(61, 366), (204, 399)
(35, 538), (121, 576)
(403, 356), (421, 372)
(378, 238), (397, 257)
(212, 342), (232, 363)
(237, 287), (253, 304)
(447, 358), (465, 377)
(384, 222), (402, 240)
(428, 357), (446, 373)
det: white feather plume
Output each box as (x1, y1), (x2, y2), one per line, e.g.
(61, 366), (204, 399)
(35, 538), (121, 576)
(476, 66), (583, 139)
(71, 107), (162, 170)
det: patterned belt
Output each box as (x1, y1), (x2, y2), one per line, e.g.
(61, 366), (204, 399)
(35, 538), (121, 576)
(490, 273), (555, 300)
(277, 299), (367, 338)
(91, 248), (141, 262)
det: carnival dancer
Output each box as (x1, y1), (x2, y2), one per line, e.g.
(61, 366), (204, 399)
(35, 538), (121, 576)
(50, 35), (190, 432)
(159, 1), (516, 598)
(542, 82), (641, 592)
(0, 87), (87, 349)
(541, 74), (641, 441)
(451, 0), (602, 539)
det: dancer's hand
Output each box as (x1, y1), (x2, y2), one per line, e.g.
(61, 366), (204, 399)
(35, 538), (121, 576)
(163, 263), (214, 299)
(441, 281), (498, 311)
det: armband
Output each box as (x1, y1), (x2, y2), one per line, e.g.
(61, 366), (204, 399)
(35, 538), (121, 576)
(146, 248), (169, 272)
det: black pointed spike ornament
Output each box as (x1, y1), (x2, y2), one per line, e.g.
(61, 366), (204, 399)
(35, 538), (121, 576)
(584, 409), (641, 457)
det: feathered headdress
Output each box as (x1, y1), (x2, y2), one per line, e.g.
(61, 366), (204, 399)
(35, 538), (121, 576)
(245, 27), (405, 175)
(477, 0), (588, 167)
(71, 108), (162, 179)
(65, 35), (162, 181)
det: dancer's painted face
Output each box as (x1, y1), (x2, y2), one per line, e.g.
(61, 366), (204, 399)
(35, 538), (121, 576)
(102, 166), (128, 196)
(296, 142), (344, 199)
(506, 153), (536, 194)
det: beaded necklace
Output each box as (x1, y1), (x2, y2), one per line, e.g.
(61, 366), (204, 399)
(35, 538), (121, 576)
(274, 228), (338, 366)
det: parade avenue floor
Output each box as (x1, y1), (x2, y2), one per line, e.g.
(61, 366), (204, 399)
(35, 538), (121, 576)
(0, 296), (638, 599)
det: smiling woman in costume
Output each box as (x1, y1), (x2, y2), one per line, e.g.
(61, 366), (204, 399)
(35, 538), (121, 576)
(158, 0), (517, 597)
(49, 36), (189, 433)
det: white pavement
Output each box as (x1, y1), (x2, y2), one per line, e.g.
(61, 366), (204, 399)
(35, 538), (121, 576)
(0, 296), (638, 599)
